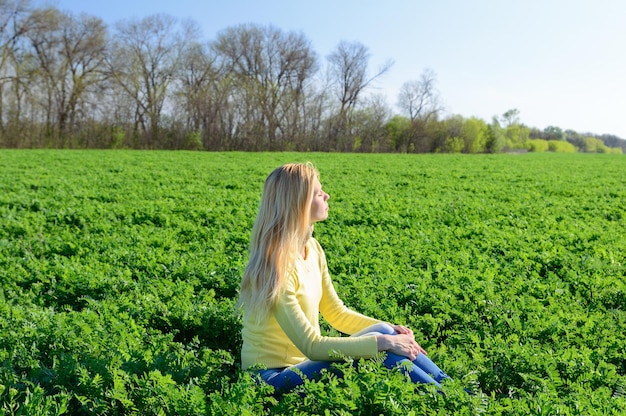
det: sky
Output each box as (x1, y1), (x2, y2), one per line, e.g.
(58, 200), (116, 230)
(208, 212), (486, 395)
(51, 0), (626, 139)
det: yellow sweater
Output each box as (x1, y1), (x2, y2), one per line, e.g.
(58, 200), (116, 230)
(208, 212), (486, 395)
(241, 238), (382, 370)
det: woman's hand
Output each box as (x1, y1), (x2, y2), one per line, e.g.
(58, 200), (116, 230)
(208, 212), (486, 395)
(390, 324), (413, 336)
(387, 323), (427, 354)
(376, 333), (427, 361)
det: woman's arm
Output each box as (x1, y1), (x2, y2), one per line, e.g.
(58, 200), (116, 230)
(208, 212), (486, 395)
(274, 278), (379, 361)
(275, 284), (425, 362)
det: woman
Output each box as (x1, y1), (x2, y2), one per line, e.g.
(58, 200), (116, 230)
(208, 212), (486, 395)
(238, 162), (449, 392)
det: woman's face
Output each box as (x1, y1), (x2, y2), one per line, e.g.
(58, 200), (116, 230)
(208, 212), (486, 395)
(310, 178), (330, 223)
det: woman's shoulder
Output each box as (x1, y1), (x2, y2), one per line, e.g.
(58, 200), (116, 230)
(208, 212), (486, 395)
(307, 237), (327, 266)
(308, 237), (324, 252)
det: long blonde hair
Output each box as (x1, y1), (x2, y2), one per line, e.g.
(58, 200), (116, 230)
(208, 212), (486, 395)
(238, 162), (319, 320)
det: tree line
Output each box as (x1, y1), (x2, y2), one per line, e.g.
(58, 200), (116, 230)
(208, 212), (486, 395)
(1, 1), (624, 153)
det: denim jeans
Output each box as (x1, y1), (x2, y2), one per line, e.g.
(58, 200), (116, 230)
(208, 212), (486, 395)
(256, 322), (449, 392)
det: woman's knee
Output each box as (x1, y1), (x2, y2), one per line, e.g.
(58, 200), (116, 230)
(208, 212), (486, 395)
(359, 322), (395, 336)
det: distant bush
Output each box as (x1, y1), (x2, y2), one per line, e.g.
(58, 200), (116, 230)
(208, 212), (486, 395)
(548, 140), (577, 153)
(526, 139), (549, 152)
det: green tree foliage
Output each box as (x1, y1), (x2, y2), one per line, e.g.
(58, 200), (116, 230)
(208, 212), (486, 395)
(543, 125), (566, 141)
(582, 137), (610, 153)
(438, 114), (492, 154)
(504, 123), (530, 150)
(461, 117), (488, 153)
(599, 134), (626, 152)
(443, 136), (464, 153)
(486, 117), (506, 153)
(498, 109), (530, 151)
(385, 115), (412, 152)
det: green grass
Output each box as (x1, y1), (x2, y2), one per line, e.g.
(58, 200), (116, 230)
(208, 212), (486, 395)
(1, 150), (625, 415)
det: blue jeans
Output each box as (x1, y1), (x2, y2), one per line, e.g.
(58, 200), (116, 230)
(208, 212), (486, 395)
(256, 323), (450, 392)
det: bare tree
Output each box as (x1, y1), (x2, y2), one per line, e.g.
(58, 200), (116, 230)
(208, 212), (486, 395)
(57, 12), (107, 144)
(175, 39), (234, 149)
(396, 68), (443, 153)
(19, 7), (107, 146)
(108, 14), (186, 147)
(212, 23), (317, 150)
(0, 0), (30, 52)
(0, 0), (31, 145)
(297, 70), (334, 151)
(22, 7), (61, 142)
(350, 93), (392, 152)
(397, 68), (441, 122)
(326, 40), (392, 149)
(500, 108), (520, 128)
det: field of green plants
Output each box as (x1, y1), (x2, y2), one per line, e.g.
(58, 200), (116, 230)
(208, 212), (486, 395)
(1, 150), (625, 415)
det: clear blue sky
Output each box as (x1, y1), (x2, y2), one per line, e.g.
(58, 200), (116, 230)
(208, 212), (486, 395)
(53, 0), (626, 139)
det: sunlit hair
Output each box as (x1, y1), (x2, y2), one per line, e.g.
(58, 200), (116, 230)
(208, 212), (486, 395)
(237, 162), (319, 321)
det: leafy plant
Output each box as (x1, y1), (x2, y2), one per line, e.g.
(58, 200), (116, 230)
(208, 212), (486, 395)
(0, 150), (624, 414)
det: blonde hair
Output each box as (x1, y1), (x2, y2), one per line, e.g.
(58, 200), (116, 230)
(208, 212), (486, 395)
(238, 162), (319, 320)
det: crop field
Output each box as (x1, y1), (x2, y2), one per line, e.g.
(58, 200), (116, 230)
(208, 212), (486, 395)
(1, 150), (625, 415)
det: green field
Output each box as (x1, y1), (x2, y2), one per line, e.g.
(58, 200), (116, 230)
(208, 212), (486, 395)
(1, 150), (625, 415)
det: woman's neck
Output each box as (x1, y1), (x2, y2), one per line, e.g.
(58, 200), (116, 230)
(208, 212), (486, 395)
(300, 225), (314, 259)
